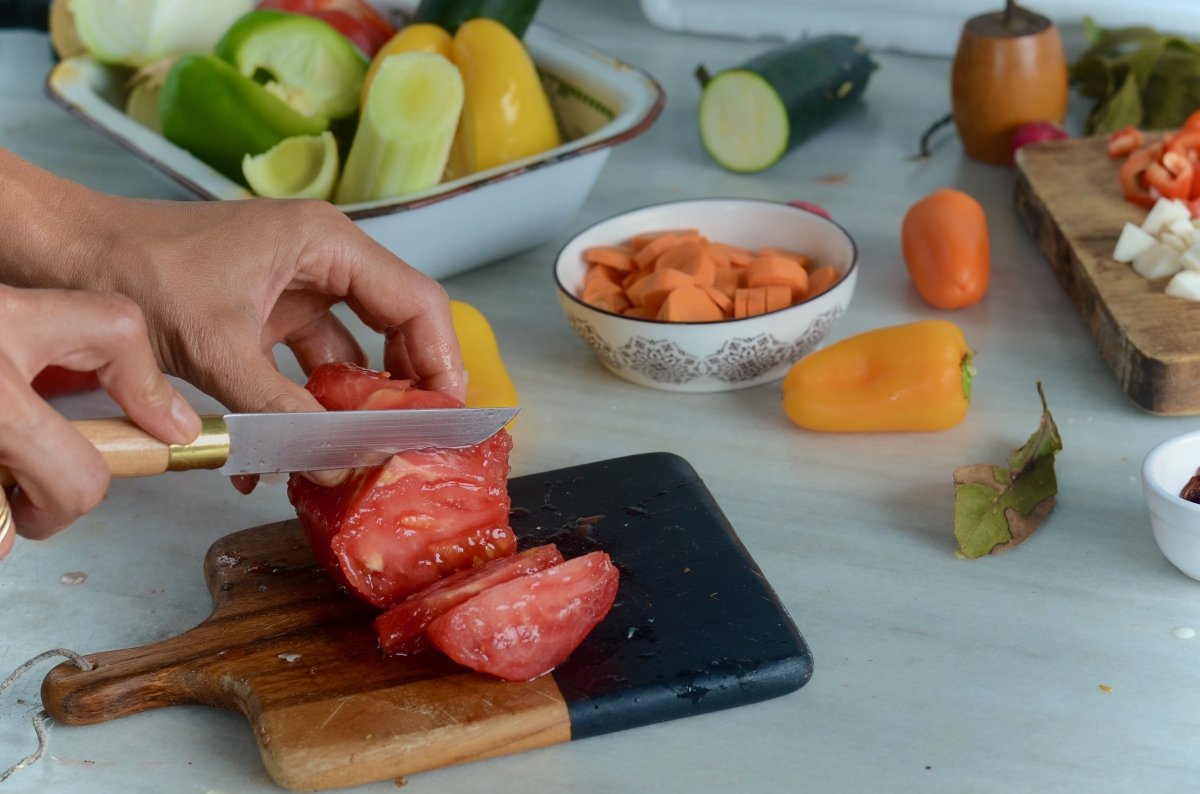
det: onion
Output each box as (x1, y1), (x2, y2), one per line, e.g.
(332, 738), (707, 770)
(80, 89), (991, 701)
(1008, 122), (1069, 164)
(72, 0), (254, 67)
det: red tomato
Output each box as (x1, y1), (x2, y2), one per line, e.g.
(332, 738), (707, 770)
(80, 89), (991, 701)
(31, 366), (100, 398)
(427, 551), (620, 682)
(257, 0), (396, 56)
(375, 544), (565, 656)
(288, 362), (517, 609)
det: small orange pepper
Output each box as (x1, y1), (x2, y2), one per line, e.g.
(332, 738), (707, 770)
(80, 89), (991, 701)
(901, 188), (991, 310)
(781, 320), (974, 432)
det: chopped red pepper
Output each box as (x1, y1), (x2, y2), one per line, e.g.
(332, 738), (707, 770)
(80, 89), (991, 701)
(1108, 125), (1145, 159)
(1147, 150), (1195, 201)
(1118, 145), (1160, 208)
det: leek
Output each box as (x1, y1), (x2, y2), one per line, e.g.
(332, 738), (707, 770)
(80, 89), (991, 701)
(72, 0), (254, 67)
(334, 51), (464, 205)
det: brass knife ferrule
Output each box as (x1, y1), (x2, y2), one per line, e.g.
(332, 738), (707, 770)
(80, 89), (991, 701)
(167, 416), (231, 472)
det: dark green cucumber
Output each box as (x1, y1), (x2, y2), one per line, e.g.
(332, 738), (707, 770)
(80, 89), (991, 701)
(410, 0), (542, 37)
(697, 35), (877, 173)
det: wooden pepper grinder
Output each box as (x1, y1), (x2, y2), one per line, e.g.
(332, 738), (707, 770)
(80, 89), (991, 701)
(951, 0), (1068, 164)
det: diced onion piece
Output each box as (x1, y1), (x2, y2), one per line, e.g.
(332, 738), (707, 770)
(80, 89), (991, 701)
(1113, 222), (1158, 263)
(1132, 242), (1183, 279)
(1165, 270), (1200, 301)
(1168, 216), (1197, 240)
(1181, 243), (1200, 272)
(1163, 231), (1189, 252)
(1141, 198), (1192, 236)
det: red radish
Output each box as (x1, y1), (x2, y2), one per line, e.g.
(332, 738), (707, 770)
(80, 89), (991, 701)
(1008, 122), (1069, 164)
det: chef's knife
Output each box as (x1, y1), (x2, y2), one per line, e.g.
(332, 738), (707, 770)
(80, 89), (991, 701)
(0, 407), (518, 484)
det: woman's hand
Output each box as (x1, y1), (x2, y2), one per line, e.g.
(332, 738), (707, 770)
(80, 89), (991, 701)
(0, 285), (200, 560)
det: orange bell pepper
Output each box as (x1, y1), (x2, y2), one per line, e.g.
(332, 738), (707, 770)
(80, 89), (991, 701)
(781, 320), (975, 432)
(901, 189), (990, 310)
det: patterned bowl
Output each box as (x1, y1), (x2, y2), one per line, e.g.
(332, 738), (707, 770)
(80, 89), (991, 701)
(554, 198), (859, 392)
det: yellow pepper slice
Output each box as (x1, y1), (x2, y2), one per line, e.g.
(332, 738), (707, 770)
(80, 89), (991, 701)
(782, 320), (974, 432)
(451, 300), (519, 417)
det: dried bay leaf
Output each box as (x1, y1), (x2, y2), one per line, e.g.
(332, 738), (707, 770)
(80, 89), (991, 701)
(953, 384), (1062, 558)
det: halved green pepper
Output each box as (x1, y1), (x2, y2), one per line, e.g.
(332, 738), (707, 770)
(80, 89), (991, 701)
(159, 54), (329, 185)
(214, 9), (367, 121)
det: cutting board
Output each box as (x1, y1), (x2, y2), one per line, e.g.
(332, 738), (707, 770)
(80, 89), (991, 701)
(40, 453), (812, 791)
(1015, 135), (1200, 415)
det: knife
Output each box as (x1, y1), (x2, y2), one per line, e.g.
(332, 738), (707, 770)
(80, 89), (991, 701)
(0, 407), (518, 485)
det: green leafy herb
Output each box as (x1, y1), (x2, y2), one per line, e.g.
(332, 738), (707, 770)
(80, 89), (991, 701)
(953, 383), (1062, 558)
(1070, 19), (1200, 134)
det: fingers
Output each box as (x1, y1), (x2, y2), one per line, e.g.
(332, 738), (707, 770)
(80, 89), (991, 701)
(0, 492), (14, 561)
(282, 303), (367, 376)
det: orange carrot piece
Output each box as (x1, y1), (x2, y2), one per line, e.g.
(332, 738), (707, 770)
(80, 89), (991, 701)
(713, 266), (741, 298)
(699, 282), (734, 316)
(806, 266), (839, 298)
(734, 288), (748, 319)
(710, 242), (754, 267)
(764, 284), (791, 313)
(657, 285), (725, 322)
(628, 228), (700, 251)
(623, 305), (658, 320)
(705, 241), (732, 269)
(746, 286), (767, 317)
(584, 263), (622, 286)
(581, 275), (625, 306)
(631, 268), (695, 311)
(593, 293), (632, 314)
(746, 255), (809, 300)
(655, 240), (716, 286)
(633, 233), (685, 270)
(759, 247), (812, 270)
(584, 245), (636, 272)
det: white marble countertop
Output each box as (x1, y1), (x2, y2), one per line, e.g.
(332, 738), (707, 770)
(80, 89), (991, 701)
(3, 2), (1199, 793)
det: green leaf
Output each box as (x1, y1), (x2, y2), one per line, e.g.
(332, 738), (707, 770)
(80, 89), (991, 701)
(953, 383), (1062, 559)
(1087, 71), (1144, 134)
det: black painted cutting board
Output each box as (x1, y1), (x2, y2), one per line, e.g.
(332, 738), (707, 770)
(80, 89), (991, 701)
(40, 453), (812, 791)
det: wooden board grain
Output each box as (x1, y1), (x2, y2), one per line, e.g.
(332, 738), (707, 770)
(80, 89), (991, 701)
(40, 453), (812, 791)
(1015, 136), (1200, 415)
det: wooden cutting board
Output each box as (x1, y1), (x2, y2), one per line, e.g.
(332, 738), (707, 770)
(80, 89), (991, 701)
(1015, 135), (1200, 415)
(40, 453), (812, 791)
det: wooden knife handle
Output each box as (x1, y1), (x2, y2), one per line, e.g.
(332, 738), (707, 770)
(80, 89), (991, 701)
(0, 416), (230, 487)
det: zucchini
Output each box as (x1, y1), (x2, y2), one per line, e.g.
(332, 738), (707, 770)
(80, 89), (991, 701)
(410, 0), (542, 37)
(697, 35), (877, 173)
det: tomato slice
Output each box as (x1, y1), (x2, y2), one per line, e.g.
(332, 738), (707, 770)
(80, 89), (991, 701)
(288, 362), (517, 609)
(31, 366), (100, 398)
(427, 551), (620, 682)
(375, 544), (565, 656)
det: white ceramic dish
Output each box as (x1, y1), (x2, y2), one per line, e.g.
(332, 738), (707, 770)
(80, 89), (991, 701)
(44, 18), (664, 281)
(554, 198), (858, 392)
(1142, 430), (1200, 581)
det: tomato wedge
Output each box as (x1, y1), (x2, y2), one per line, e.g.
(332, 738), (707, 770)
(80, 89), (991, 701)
(427, 551), (620, 682)
(288, 363), (517, 609)
(375, 544), (565, 656)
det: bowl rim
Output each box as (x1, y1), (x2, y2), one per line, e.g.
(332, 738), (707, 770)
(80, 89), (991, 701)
(552, 196), (860, 326)
(1142, 429), (1200, 511)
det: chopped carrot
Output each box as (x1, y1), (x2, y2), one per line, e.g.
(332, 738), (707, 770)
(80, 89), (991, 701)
(584, 263), (622, 286)
(623, 305), (658, 320)
(699, 282), (734, 316)
(759, 247), (812, 270)
(584, 245), (636, 272)
(633, 233), (686, 270)
(629, 228), (700, 251)
(658, 285), (725, 322)
(581, 275), (626, 307)
(655, 240), (716, 286)
(705, 241), (732, 269)
(764, 284), (791, 313)
(629, 267), (695, 311)
(713, 266), (742, 298)
(710, 242), (754, 267)
(746, 286), (767, 317)
(806, 266), (840, 298)
(746, 255), (809, 300)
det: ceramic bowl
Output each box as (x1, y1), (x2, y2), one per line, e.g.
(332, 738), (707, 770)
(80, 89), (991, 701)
(1141, 430), (1200, 580)
(44, 14), (664, 281)
(553, 198), (858, 392)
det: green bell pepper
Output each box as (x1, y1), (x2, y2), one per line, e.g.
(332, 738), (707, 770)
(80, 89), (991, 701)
(214, 9), (367, 121)
(159, 54), (329, 185)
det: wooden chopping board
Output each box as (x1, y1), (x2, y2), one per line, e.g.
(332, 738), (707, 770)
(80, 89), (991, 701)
(1015, 135), (1200, 415)
(40, 453), (812, 791)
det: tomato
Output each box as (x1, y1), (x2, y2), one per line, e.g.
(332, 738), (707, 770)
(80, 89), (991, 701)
(427, 551), (620, 682)
(900, 188), (991, 310)
(31, 366), (100, 399)
(257, 0), (396, 56)
(288, 362), (517, 609)
(375, 544), (564, 655)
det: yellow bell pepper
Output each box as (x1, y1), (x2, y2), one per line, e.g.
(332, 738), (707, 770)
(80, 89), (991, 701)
(782, 320), (974, 432)
(360, 23), (454, 111)
(450, 17), (561, 175)
(451, 300), (519, 417)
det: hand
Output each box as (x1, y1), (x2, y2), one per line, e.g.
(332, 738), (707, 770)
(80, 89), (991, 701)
(0, 285), (200, 559)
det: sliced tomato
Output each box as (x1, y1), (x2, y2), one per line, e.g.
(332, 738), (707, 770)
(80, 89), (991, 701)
(288, 362), (517, 609)
(375, 544), (565, 656)
(257, 0), (396, 56)
(427, 551), (620, 682)
(31, 366), (100, 398)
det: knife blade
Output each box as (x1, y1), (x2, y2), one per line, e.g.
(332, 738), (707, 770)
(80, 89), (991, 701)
(0, 407), (518, 485)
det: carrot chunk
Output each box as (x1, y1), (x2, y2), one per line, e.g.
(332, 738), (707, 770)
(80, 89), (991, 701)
(633, 233), (685, 270)
(630, 268), (695, 311)
(746, 255), (809, 300)
(714, 266), (742, 298)
(764, 284), (791, 313)
(657, 285), (725, 322)
(629, 228), (700, 251)
(710, 242), (754, 267)
(806, 266), (840, 298)
(700, 282), (734, 316)
(584, 245), (636, 272)
(623, 305), (658, 319)
(759, 247), (812, 270)
(655, 240), (716, 286)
